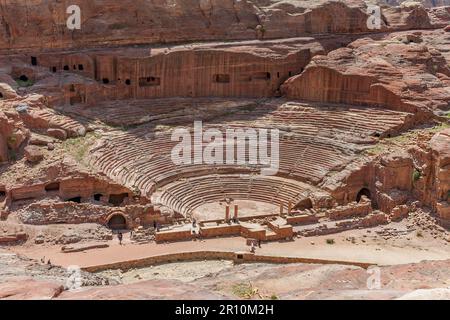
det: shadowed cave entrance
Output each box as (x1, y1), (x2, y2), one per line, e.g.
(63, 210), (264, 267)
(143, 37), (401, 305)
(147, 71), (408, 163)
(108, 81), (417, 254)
(295, 198), (313, 210)
(356, 188), (371, 203)
(107, 214), (127, 230)
(109, 193), (128, 206)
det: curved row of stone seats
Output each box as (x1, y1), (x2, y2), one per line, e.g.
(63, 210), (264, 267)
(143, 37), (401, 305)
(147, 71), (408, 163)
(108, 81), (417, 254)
(232, 101), (414, 138)
(90, 130), (355, 192)
(68, 98), (256, 127)
(88, 99), (414, 200)
(157, 174), (317, 217)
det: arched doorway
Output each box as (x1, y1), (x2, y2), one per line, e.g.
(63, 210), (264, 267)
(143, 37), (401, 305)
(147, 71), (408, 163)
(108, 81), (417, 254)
(107, 214), (127, 230)
(356, 188), (371, 203)
(295, 198), (313, 210)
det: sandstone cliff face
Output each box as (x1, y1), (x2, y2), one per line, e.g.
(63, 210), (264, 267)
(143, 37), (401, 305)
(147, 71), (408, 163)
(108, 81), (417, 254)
(0, 109), (29, 163)
(381, 0), (450, 7)
(430, 129), (450, 225)
(0, 0), (441, 52)
(0, 38), (328, 104)
(282, 37), (450, 115)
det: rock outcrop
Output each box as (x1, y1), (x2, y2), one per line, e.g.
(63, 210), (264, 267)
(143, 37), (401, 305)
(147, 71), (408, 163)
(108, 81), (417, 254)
(282, 36), (450, 116)
(430, 129), (450, 226)
(0, 280), (64, 300)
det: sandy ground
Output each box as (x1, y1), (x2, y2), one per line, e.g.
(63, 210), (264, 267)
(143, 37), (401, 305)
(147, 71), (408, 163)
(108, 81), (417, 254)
(10, 221), (450, 269)
(193, 200), (278, 221)
(98, 260), (235, 284)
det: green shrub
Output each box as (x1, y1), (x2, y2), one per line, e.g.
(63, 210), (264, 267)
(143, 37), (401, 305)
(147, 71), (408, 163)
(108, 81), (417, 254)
(412, 169), (421, 182)
(8, 149), (16, 161)
(232, 282), (256, 299)
(16, 79), (34, 87)
(326, 238), (335, 245)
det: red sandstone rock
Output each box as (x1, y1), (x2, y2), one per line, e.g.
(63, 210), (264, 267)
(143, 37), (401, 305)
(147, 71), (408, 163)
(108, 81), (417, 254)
(47, 128), (67, 140)
(390, 205), (410, 221)
(0, 280), (63, 300)
(282, 37), (450, 116)
(430, 129), (450, 225)
(0, 109), (30, 162)
(24, 146), (44, 163)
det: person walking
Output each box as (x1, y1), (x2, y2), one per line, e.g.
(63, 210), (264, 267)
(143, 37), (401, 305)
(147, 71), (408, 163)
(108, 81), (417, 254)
(118, 231), (123, 245)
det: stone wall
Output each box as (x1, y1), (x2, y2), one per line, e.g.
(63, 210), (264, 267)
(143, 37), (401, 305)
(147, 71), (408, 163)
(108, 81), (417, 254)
(155, 219), (294, 243)
(17, 201), (166, 230)
(200, 224), (241, 238)
(326, 199), (372, 220)
(286, 214), (320, 226)
(297, 212), (390, 237)
(82, 250), (373, 273)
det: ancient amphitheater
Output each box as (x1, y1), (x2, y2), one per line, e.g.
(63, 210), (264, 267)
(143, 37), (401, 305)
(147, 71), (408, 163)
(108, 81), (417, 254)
(0, 0), (449, 300)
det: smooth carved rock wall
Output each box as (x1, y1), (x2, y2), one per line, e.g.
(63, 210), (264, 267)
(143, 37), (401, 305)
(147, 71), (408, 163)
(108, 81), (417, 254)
(282, 38), (450, 115)
(32, 41), (319, 101)
(282, 66), (411, 112)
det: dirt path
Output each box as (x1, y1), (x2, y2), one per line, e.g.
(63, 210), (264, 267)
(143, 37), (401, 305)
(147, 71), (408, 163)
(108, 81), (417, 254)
(11, 226), (450, 269)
